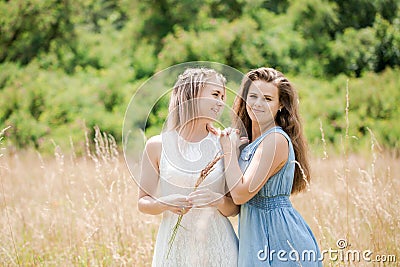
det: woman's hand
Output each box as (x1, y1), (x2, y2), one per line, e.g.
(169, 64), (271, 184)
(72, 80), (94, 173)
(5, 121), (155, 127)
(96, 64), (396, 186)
(206, 123), (220, 136)
(206, 123), (249, 151)
(220, 127), (249, 153)
(158, 194), (192, 215)
(187, 189), (224, 208)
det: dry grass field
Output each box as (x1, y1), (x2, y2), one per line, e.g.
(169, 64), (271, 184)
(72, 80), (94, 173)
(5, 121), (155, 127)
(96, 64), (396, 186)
(0, 127), (399, 266)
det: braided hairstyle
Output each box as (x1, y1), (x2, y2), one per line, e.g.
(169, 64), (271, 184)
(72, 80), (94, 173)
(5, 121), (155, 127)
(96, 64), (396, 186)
(167, 68), (226, 131)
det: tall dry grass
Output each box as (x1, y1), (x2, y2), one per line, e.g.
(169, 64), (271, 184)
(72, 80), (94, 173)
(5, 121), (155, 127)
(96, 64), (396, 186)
(0, 127), (159, 266)
(292, 82), (399, 266)
(0, 124), (399, 266)
(292, 151), (399, 266)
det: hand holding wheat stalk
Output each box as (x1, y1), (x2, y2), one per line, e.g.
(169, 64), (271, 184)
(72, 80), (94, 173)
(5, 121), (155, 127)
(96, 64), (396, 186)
(166, 151), (225, 259)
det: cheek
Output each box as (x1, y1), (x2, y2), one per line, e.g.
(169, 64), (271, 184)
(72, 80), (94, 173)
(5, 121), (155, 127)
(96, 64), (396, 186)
(245, 98), (254, 109)
(266, 101), (278, 108)
(199, 97), (212, 106)
(266, 106), (277, 117)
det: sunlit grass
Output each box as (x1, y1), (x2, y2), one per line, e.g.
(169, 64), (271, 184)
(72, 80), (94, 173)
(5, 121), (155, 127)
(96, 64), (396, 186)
(0, 127), (158, 266)
(0, 126), (398, 266)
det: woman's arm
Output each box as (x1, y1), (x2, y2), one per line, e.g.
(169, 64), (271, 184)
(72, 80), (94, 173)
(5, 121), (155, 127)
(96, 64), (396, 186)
(221, 132), (289, 205)
(138, 135), (165, 215)
(138, 135), (192, 215)
(216, 193), (240, 217)
(187, 189), (239, 217)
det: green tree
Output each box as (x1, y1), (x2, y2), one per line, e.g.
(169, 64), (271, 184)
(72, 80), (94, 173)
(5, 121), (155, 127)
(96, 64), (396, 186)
(0, 0), (75, 65)
(325, 27), (378, 77)
(374, 15), (400, 72)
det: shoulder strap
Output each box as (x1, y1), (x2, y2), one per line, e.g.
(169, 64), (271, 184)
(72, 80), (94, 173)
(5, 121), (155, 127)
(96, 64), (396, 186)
(253, 126), (283, 147)
(254, 126), (294, 159)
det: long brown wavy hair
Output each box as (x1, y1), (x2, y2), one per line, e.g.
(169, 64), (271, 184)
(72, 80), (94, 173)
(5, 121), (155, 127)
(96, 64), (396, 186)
(233, 67), (310, 194)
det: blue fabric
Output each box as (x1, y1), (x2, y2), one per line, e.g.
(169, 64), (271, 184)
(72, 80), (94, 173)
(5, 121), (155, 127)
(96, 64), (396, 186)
(238, 126), (323, 266)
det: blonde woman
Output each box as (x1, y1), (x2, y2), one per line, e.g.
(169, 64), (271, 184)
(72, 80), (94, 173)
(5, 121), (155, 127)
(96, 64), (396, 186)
(138, 68), (239, 266)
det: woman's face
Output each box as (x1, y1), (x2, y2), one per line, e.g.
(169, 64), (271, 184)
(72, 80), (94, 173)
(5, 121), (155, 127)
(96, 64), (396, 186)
(245, 80), (281, 126)
(197, 76), (225, 122)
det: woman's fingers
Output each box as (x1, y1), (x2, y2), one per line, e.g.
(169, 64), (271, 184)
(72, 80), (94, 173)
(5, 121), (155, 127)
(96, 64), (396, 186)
(226, 127), (240, 135)
(187, 193), (207, 201)
(170, 201), (188, 208)
(187, 189), (222, 207)
(188, 189), (212, 198)
(171, 204), (192, 215)
(160, 194), (195, 214)
(206, 123), (220, 136)
(225, 127), (233, 135)
(188, 188), (208, 195)
(221, 127), (240, 137)
(187, 193), (206, 202)
(240, 136), (249, 146)
(161, 194), (192, 208)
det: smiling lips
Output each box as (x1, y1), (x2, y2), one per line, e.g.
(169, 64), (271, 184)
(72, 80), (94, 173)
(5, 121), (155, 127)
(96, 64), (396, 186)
(252, 108), (264, 113)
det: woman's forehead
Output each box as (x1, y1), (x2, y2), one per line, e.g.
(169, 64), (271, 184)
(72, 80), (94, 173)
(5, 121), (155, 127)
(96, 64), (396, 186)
(203, 76), (225, 90)
(248, 80), (278, 95)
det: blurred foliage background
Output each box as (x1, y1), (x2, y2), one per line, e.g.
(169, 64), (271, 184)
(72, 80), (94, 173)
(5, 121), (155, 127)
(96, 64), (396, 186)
(0, 0), (399, 155)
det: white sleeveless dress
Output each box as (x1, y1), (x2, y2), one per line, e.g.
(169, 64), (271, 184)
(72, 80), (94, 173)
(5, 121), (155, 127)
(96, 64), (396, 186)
(152, 130), (239, 267)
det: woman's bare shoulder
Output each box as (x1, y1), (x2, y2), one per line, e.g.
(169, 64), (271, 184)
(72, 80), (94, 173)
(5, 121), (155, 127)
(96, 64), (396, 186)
(258, 132), (289, 157)
(144, 135), (162, 157)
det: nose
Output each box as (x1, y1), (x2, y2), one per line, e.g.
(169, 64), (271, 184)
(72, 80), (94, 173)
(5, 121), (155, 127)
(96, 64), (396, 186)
(216, 98), (223, 107)
(254, 98), (263, 107)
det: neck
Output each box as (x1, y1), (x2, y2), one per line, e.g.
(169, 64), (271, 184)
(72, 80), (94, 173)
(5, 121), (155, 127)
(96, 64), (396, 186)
(178, 120), (209, 142)
(251, 121), (276, 141)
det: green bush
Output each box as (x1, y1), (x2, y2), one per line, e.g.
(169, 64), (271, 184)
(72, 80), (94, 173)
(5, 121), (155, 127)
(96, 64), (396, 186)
(0, 0), (399, 154)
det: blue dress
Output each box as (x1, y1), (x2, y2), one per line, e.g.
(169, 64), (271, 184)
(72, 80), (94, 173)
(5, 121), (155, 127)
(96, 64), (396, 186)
(238, 126), (322, 266)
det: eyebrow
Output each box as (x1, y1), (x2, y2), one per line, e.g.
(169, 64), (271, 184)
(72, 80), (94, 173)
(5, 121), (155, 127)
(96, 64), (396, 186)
(248, 91), (274, 98)
(213, 89), (225, 96)
(263, 94), (274, 98)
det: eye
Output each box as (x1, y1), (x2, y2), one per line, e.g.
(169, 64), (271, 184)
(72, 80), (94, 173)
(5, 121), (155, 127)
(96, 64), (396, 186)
(249, 95), (256, 98)
(264, 97), (272, 101)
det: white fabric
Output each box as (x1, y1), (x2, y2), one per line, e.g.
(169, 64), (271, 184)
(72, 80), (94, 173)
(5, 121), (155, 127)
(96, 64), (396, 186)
(152, 130), (238, 267)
